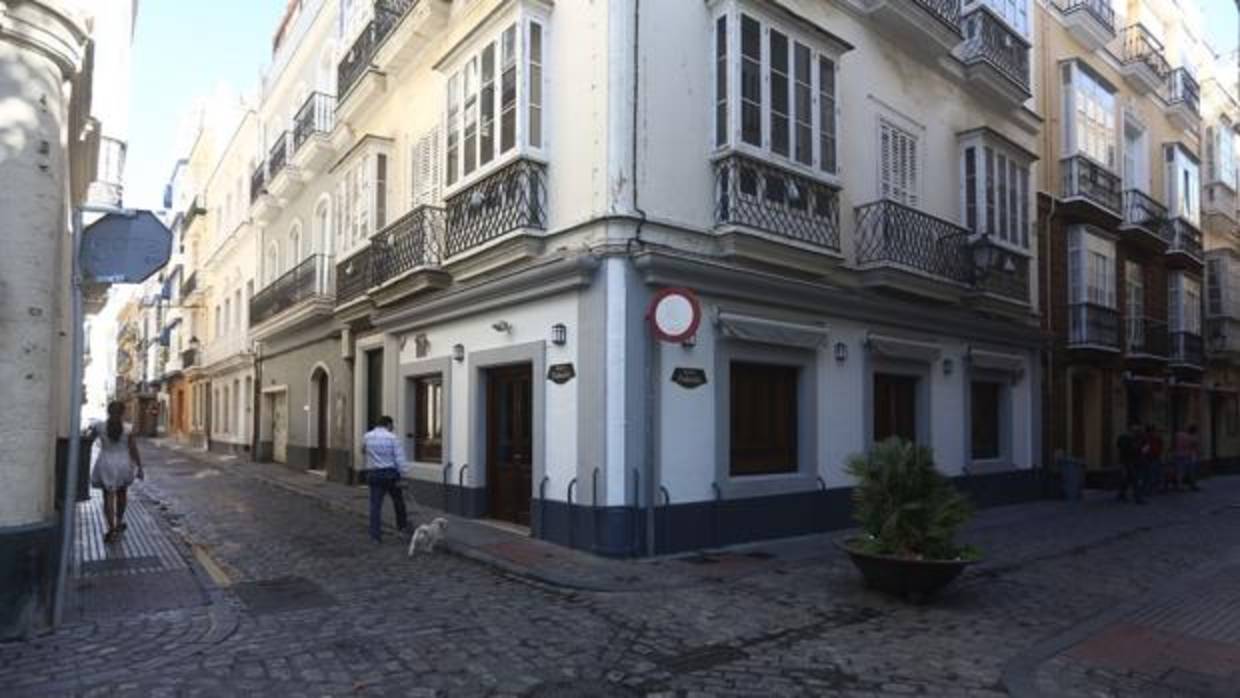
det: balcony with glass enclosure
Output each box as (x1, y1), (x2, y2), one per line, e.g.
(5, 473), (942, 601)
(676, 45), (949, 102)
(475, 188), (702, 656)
(443, 158), (547, 261)
(713, 153), (842, 262)
(1166, 68), (1201, 132)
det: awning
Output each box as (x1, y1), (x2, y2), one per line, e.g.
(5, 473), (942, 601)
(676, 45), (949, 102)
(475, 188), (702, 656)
(716, 311), (828, 349)
(866, 333), (941, 363)
(968, 348), (1025, 376)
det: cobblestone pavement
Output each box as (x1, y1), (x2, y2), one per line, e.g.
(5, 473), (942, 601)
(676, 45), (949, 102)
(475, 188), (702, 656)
(3, 444), (1240, 697)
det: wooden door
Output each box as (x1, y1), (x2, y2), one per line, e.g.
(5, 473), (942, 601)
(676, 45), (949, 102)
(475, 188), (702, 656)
(873, 373), (918, 444)
(313, 373), (328, 470)
(486, 364), (533, 525)
(272, 392), (288, 464)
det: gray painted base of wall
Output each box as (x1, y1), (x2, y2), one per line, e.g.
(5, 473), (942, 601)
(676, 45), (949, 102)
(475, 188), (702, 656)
(413, 469), (1048, 558)
(207, 440), (251, 457)
(0, 520), (57, 640)
(255, 443), (354, 485)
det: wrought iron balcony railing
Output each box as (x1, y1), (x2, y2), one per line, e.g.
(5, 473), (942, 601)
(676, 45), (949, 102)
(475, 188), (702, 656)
(371, 205), (446, 288)
(181, 348), (199, 369)
(249, 254), (334, 327)
(1171, 331), (1204, 366)
(444, 158), (547, 258)
(914, 0), (962, 30)
(1167, 218), (1203, 261)
(1062, 155), (1122, 214)
(268, 132), (291, 180)
(250, 164), (266, 203)
(855, 199), (972, 284)
(1120, 24), (1171, 80)
(337, 0), (418, 101)
(1168, 67), (1201, 117)
(961, 7), (1031, 92)
(1062, 0), (1115, 34)
(180, 271), (198, 298)
(335, 246), (376, 307)
(1068, 303), (1121, 348)
(293, 92), (336, 154)
(975, 252), (1031, 304)
(714, 153), (841, 250)
(1121, 189), (1170, 238)
(1125, 316), (1169, 358)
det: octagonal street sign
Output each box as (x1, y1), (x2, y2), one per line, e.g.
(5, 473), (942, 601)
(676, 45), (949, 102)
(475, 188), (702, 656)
(81, 211), (172, 284)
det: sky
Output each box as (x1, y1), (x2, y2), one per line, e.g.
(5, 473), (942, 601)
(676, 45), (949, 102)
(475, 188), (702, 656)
(1203, 0), (1240, 57)
(123, 0), (286, 211)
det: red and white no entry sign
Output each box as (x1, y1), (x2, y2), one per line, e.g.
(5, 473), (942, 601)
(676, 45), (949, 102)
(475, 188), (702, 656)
(647, 287), (701, 343)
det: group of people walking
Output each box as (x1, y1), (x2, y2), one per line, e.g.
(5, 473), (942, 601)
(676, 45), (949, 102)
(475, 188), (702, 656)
(1116, 423), (1201, 504)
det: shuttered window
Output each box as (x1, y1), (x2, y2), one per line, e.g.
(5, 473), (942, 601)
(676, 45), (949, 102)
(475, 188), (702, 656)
(880, 120), (918, 207)
(715, 16), (728, 148)
(411, 127), (443, 207)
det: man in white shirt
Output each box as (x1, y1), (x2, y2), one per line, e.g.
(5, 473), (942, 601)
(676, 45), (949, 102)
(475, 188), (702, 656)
(362, 415), (410, 542)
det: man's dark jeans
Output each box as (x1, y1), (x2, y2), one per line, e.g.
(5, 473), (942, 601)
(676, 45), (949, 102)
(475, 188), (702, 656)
(367, 469), (408, 541)
(1117, 461), (1145, 502)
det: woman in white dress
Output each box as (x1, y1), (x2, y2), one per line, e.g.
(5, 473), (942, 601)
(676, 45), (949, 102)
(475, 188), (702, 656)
(89, 401), (144, 543)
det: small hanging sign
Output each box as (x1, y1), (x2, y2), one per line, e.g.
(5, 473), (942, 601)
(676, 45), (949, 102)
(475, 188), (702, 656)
(547, 363), (576, 384)
(671, 367), (708, 389)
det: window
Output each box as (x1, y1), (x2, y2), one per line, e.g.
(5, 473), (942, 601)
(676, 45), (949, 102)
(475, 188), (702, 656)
(444, 19), (545, 188)
(234, 290), (242, 330)
(1126, 261), (1145, 349)
(316, 200), (331, 255)
(873, 373), (918, 444)
(1165, 144), (1200, 224)
(1124, 120), (1148, 192)
(966, 0), (1028, 35)
(718, 11), (841, 174)
(290, 227), (303, 265)
(880, 119), (918, 206)
(960, 134), (1032, 248)
(412, 375), (443, 462)
(1068, 227), (1116, 307)
(337, 149), (389, 254)
(1170, 272), (1202, 334)
(1062, 62), (1117, 170)
(971, 381), (1002, 460)
(730, 362), (798, 475)
(224, 299), (231, 334)
(411, 127), (443, 207)
(214, 305), (222, 338)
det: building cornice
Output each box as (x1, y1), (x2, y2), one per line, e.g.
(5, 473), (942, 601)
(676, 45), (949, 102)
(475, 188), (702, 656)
(0, 0), (91, 79)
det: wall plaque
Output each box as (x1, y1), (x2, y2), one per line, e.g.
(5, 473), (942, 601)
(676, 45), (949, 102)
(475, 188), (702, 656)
(547, 363), (576, 384)
(671, 367), (708, 389)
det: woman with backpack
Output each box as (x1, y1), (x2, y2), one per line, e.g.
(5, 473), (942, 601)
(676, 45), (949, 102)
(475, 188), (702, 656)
(89, 401), (144, 543)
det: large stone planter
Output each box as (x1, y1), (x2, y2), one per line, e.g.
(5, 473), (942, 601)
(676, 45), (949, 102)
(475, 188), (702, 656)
(836, 539), (976, 602)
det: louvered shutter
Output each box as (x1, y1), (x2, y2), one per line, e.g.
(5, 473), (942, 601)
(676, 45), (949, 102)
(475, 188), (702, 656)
(375, 153), (388, 230)
(879, 121), (918, 206)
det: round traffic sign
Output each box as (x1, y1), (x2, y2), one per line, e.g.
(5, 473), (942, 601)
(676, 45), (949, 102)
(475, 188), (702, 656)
(647, 288), (701, 343)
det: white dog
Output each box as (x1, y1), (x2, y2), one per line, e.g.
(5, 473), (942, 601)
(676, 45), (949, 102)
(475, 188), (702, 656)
(408, 517), (448, 556)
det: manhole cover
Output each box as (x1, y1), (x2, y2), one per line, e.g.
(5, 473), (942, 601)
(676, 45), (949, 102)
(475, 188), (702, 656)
(232, 576), (337, 615)
(80, 555), (162, 575)
(525, 680), (640, 698)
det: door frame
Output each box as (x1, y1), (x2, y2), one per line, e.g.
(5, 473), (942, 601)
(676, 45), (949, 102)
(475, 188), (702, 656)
(308, 363), (332, 469)
(260, 384), (289, 463)
(468, 342), (546, 514)
(485, 363), (535, 525)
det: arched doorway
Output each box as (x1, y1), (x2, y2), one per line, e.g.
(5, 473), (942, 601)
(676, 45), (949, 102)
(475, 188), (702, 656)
(310, 367), (329, 470)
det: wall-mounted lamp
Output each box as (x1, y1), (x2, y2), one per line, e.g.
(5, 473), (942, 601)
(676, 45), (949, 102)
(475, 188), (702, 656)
(492, 320), (512, 333)
(833, 341), (848, 363)
(943, 357), (955, 376)
(551, 323), (567, 346)
(452, 344), (465, 362)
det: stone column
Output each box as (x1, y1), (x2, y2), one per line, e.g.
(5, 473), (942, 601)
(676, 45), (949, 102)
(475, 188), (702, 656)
(0, 0), (92, 640)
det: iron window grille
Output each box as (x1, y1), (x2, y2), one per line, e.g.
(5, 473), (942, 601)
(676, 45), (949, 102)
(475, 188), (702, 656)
(714, 153), (840, 250)
(444, 158), (546, 258)
(1067, 302), (1121, 348)
(370, 205), (446, 288)
(1062, 154), (1122, 214)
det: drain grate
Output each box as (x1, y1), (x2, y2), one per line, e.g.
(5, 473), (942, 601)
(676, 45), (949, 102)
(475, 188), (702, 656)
(525, 680), (640, 698)
(232, 576), (337, 615)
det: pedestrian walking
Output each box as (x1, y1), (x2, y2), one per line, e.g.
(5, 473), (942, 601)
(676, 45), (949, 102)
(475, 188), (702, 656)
(362, 415), (410, 543)
(1116, 422), (1146, 504)
(88, 401), (144, 543)
(1178, 425), (1202, 492)
(1144, 424), (1163, 497)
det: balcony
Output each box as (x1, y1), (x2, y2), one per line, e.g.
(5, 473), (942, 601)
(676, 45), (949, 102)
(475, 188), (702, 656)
(181, 348), (200, 370)
(714, 153), (841, 261)
(1166, 218), (1203, 267)
(849, 0), (962, 56)
(1119, 25), (1170, 95)
(1166, 68), (1201, 131)
(854, 199), (973, 302)
(1207, 318), (1240, 357)
(251, 161), (281, 224)
(249, 254), (335, 337)
(335, 246), (376, 310)
(1067, 303), (1121, 351)
(1203, 182), (1238, 226)
(959, 6), (1031, 104)
(180, 271), (199, 298)
(444, 158), (547, 260)
(1171, 331), (1204, 368)
(336, 0), (421, 121)
(1060, 0), (1116, 51)
(250, 163), (265, 204)
(975, 251), (1031, 305)
(1124, 316), (1169, 360)
(368, 206), (450, 306)
(1120, 190), (1171, 248)
(291, 92), (336, 173)
(1061, 155), (1122, 224)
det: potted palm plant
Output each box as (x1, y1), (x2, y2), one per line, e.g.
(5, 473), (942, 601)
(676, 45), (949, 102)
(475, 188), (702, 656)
(837, 438), (980, 602)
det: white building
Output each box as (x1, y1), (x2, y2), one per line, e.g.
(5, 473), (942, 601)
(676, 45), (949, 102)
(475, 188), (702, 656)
(213, 0), (1042, 556)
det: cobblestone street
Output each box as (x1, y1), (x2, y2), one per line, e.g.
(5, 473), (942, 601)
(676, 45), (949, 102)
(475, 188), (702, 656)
(3, 443), (1240, 697)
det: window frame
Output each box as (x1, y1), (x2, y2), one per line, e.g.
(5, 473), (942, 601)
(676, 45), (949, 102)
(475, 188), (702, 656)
(333, 139), (393, 260)
(440, 10), (549, 198)
(968, 376), (1009, 464)
(1061, 61), (1118, 173)
(1165, 142), (1201, 225)
(958, 130), (1034, 252)
(1067, 226), (1117, 308)
(712, 2), (848, 184)
(411, 373), (444, 463)
(728, 360), (800, 476)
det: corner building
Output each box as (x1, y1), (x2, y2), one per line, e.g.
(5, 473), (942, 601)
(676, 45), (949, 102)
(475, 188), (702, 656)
(247, 0), (1044, 555)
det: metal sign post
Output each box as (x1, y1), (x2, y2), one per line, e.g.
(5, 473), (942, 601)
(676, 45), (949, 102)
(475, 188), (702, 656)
(51, 205), (171, 626)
